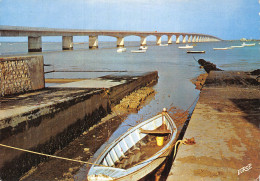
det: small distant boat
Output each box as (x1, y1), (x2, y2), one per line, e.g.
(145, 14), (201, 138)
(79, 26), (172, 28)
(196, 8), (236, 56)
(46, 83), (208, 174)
(117, 48), (127, 53)
(213, 47), (232, 50)
(231, 45), (244, 48)
(159, 44), (168, 46)
(241, 42), (255, 47)
(187, 50), (205, 54)
(131, 50), (146, 53)
(87, 108), (177, 181)
(178, 44), (193, 49)
(139, 46), (148, 50)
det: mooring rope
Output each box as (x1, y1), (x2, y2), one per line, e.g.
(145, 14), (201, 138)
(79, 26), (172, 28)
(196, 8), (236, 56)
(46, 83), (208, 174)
(173, 139), (186, 158)
(0, 143), (109, 168)
(192, 56), (198, 62)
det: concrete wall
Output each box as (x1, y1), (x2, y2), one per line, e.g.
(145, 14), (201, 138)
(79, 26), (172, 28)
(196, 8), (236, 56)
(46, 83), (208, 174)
(0, 56), (44, 96)
(0, 89), (110, 179)
(0, 71), (158, 180)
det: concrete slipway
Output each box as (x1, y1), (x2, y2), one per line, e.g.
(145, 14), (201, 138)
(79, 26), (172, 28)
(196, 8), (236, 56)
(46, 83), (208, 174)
(167, 71), (260, 181)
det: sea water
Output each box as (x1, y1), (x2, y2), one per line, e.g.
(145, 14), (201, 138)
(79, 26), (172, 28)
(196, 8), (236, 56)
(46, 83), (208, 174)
(0, 41), (259, 166)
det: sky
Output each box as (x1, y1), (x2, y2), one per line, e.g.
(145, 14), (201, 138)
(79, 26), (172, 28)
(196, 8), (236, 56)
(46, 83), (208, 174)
(0, 0), (259, 41)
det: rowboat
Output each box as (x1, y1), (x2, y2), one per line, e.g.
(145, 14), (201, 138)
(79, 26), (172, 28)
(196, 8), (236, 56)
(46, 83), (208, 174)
(139, 46), (148, 50)
(87, 108), (177, 181)
(178, 44), (193, 49)
(241, 42), (255, 46)
(187, 50), (205, 53)
(131, 50), (146, 53)
(117, 48), (126, 53)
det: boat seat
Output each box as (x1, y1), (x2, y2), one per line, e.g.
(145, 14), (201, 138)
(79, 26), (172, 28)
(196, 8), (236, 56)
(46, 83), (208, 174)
(139, 128), (171, 135)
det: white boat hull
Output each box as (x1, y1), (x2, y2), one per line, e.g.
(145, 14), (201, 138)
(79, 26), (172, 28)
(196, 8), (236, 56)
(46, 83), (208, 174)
(117, 48), (126, 53)
(139, 46), (148, 50)
(178, 44), (193, 49)
(213, 47), (231, 50)
(231, 45), (244, 48)
(241, 42), (255, 46)
(131, 50), (146, 53)
(159, 44), (168, 46)
(88, 111), (177, 181)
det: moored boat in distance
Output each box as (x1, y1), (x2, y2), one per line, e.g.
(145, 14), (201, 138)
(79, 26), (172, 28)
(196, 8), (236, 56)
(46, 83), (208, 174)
(117, 48), (127, 53)
(87, 108), (177, 181)
(159, 44), (168, 46)
(187, 50), (205, 53)
(131, 50), (146, 53)
(139, 46), (148, 50)
(241, 42), (256, 46)
(178, 44), (193, 49)
(231, 45), (244, 48)
(213, 47), (232, 50)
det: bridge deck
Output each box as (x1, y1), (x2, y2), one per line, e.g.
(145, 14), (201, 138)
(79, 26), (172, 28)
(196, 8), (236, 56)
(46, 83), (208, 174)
(0, 25), (221, 40)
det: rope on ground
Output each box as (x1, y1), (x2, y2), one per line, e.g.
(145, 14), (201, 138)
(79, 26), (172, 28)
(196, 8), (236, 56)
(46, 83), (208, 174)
(0, 143), (109, 168)
(173, 137), (196, 158)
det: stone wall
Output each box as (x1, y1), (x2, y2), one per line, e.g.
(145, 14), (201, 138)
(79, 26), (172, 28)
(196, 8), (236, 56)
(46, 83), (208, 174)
(0, 55), (44, 96)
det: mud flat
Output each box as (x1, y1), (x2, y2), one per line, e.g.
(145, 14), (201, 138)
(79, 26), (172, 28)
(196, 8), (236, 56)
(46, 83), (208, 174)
(0, 71), (158, 180)
(167, 71), (260, 181)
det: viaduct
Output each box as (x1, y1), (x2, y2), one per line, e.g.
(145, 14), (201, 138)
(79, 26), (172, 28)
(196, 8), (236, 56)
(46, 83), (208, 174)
(0, 25), (222, 52)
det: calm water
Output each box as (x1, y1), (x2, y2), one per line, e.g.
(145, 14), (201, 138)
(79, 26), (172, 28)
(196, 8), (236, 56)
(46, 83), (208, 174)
(0, 40), (259, 132)
(0, 41), (259, 176)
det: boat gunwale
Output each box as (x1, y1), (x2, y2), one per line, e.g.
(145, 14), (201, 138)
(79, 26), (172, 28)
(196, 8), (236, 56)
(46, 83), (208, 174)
(88, 112), (177, 179)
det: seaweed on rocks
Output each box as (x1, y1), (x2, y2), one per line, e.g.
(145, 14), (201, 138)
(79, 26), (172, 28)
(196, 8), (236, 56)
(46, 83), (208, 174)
(250, 69), (260, 75)
(197, 59), (223, 73)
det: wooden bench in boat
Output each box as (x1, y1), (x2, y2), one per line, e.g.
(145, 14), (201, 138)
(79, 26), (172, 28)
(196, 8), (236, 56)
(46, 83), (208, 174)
(139, 128), (171, 135)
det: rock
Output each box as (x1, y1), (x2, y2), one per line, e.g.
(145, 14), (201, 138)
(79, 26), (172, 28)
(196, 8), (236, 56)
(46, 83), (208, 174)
(198, 59), (222, 73)
(250, 69), (260, 75)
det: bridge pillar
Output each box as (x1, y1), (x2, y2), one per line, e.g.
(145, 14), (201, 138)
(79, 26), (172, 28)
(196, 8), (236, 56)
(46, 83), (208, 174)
(192, 35), (196, 43)
(62, 36), (73, 50)
(167, 35), (172, 44)
(176, 35), (180, 44)
(156, 36), (162, 45)
(199, 36), (202, 42)
(117, 37), (124, 47)
(89, 36), (98, 49)
(196, 36), (199, 42)
(28, 36), (42, 52)
(140, 36), (147, 46)
(182, 35), (186, 43)
(188, 35), (192, 43)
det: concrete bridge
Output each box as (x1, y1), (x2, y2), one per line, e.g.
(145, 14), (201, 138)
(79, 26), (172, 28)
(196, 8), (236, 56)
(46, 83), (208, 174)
(0, 25), (221, 52)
